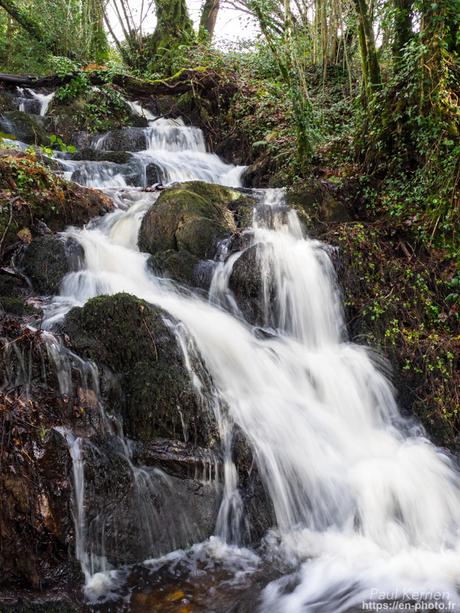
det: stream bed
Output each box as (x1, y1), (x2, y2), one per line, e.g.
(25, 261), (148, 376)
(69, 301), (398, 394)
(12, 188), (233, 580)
(1, 89), (460, 612)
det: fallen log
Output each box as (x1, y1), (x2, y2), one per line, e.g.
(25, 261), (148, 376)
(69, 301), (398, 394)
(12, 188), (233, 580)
(0, 72), (68, 88)
(0, 68), (226, 97)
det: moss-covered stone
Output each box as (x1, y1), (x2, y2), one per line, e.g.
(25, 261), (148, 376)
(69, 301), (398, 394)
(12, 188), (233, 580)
(0, 296), (38, 317)
(0, 111), (48, 145)
(286, 181), (350, 229)
(63, 293), (217, 445)
(147, 249), (201, 287)
(138, 181), (255, 262)
(20, 235), (83, 295)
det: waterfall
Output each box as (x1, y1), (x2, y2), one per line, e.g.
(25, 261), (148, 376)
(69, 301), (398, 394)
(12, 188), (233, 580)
(16, 87), (55, 116)
(60, 115), (244, 188)
(37, 108), (460, 609)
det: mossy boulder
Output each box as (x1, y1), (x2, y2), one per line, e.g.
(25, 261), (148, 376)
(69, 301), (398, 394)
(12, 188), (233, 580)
(89, 127), (147, 152)
(0, 111), (48, 145)
(20, 235), (83, 295)
(63, 293), (217, 446)
(147, 250), (201, 287)
(139, 181), (255, 263)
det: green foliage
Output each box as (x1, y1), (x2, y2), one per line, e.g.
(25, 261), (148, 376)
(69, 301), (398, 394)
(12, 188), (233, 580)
(0, 0), (108, 73)
(51, 74), (134, 134)
(329, 221), (460, 447)
(41, 134), (77, 155)
(0, 131), (18, 149)
(55, 73), (91, 103)
(48, 55), (81, 77)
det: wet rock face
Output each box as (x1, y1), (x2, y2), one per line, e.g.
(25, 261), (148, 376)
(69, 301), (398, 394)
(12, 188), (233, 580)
(93, 127), (148, 152)
(0, 110), (48, 145)
(0, 270), (39, 318)
(0, 321), (82, 592)
(232, 428), (275, 544)
(70, 149), (133, 164)
(81, 436), (221, 565)
(63, 293), (217, 446)
(20, 235), (83, 295)
(228, 242), (275, 327)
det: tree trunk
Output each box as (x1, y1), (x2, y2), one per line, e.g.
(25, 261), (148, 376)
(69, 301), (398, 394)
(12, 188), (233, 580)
(353, 0), (381, 97)
(84, 0), (109, 62)
(0, 0), (45, 44)
(146, 0), (194, 71)
(392, 0), (413, 67)
(199, 0), (220, 39)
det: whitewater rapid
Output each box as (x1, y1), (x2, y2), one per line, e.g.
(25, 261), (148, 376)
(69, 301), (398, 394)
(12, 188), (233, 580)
(41, 114), (460, 611)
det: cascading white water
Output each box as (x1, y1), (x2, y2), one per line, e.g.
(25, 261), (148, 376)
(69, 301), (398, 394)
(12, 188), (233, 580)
(126, 100), (156, 122)
(60, 109), (244, 189)
(41, 116), (460, 610)
(16, 87), (55, 116)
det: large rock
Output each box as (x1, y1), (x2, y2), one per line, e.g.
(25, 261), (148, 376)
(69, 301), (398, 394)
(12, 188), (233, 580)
(92, 127), (148, 152)
(21, 235), (83, 295)
(78, 436), (221, 565)
(139, 182), (237, 259)
(139, 181), (256, 279)
(63, 293), (217, 446)
(227, 242), (275, 327)
(0, 110), (48, 145)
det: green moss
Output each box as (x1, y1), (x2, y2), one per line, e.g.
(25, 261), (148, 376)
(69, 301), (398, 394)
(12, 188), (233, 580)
(0, 296), (37, 317)
(0, 111), (48, 145)
(138, 181), (247, 259)
(63, 293), (216, 445)
(325, 221), (459, 449)
(148, 249), (200, 286)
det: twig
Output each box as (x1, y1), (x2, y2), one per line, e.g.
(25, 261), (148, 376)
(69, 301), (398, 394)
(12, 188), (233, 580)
(141, 317), (159, 361)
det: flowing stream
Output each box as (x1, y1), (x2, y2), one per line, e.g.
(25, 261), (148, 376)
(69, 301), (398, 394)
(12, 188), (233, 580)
(16, 86), (55, 116)
(10, 97), (460, 610)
